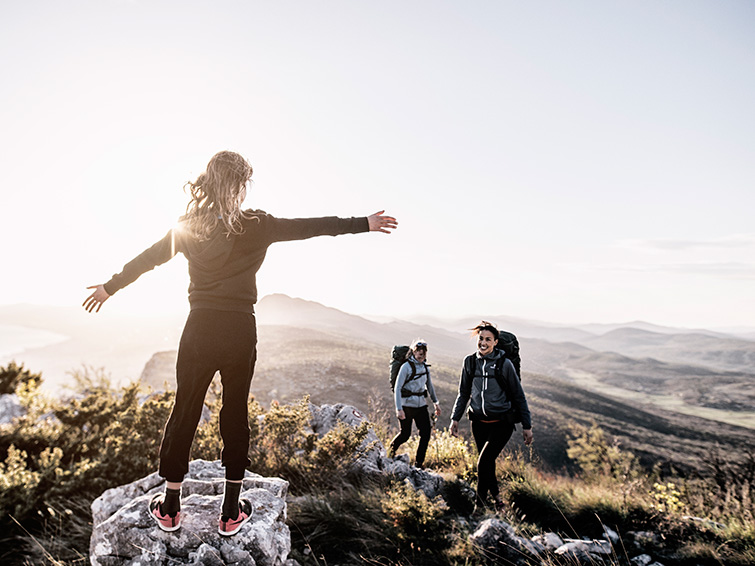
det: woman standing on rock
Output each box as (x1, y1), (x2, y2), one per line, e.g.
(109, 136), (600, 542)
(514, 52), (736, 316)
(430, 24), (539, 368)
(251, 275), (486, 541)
(449, 321), (533, 512)
(83, 150), (397, 535)
(388, 339), (441, 468)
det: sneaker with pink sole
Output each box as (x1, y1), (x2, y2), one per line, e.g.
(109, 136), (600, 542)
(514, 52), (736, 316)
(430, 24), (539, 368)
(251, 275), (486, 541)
(218, 499), (253, 536)
(149, 493), (182, 532)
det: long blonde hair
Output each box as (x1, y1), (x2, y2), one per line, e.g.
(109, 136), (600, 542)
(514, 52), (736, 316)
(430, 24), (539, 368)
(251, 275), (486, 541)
(182, 151), (256, 240)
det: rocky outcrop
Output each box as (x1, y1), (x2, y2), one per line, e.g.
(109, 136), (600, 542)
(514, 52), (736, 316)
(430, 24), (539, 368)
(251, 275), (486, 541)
(88, 402), (447, 566)
(88, 403), (675, 566)
(307, 402), (381, 477)
(307, 402), (448, 498)
(471, 518), (546, 561)
(90, 460), (291, 566)
(474, 519), (669, 566)
(312, 403), (674, 565)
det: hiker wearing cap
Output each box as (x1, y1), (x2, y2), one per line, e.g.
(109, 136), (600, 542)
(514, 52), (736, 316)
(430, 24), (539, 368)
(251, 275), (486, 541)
(449, 321), (533, 513)
(388, 339), (441, 469)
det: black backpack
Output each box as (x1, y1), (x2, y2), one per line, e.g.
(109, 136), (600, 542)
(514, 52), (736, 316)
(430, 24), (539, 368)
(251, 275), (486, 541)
(464, 330), (522, 423)
(497, 330), (521, 377)
(390, 345), (412, 392)
(389, 345), (428, 397)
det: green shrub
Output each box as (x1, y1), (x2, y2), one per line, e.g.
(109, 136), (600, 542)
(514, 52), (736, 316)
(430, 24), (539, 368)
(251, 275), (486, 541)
(0, 361), (41, 395)
(0, 367), (178, 523)
(0, 445), (43, 522)
(403, 427), (476, 480)
(246, 396), (376, 492)
(566, 421), (641, 485)
(382, 480), (448, 536)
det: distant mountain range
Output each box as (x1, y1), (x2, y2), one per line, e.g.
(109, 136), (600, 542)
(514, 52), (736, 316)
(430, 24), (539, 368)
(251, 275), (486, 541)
(254, 294), (755, 423)
(2, 295), (754, 474)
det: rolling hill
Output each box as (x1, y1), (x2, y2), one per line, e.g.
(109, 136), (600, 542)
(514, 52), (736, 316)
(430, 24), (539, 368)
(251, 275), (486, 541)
(578, 327), (755, 373)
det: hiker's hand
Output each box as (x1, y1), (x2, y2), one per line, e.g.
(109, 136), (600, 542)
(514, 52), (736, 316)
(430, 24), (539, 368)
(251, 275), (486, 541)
(367, 211), (398, 234)
(396, 410), (406, 420)
(523, 428), (533, 446)
(449, 420), (459, 437)
(83, 285), (110, 313)
(434, 403), (441, 417)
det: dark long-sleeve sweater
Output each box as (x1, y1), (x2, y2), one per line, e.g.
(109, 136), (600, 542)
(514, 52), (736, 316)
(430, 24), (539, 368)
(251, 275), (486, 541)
(103, 211), (369, 313)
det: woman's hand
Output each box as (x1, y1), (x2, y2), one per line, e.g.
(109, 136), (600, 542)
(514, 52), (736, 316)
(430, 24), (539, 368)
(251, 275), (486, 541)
(396, 409), (406, 420)
(523, 428), (534, 446)
(434, 403), (441, 417)
(367, 211), (398, 234)
(449, 420), (459, 437)
(83, 284), (111, 313)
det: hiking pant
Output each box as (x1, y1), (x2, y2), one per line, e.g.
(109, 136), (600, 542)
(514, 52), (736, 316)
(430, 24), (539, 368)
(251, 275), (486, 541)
(471, 419), (515, 502)
(159, 309), (257, 482)
(390, 405), (432, 467)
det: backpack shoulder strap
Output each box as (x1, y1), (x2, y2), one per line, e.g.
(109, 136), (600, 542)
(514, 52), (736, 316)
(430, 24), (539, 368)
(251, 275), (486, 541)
(464, 354), (476, 378)
(402, 360), (423, 385)
(495, 352), (506, 376)
(490, 351), (508, 391)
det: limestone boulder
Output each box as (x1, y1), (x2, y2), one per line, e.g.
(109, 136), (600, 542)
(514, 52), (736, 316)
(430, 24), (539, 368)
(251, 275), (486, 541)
(470, 518), (545, 562)
(90, 460), (290, 566)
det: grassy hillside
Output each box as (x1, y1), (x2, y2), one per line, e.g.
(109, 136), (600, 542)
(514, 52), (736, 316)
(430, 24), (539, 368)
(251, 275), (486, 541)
(3, 361), (754, 566)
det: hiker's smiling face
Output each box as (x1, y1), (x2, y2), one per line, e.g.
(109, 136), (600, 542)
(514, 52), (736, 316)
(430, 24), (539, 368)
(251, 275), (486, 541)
(413, 346), (427, 363)
(477, 330), (498, 356)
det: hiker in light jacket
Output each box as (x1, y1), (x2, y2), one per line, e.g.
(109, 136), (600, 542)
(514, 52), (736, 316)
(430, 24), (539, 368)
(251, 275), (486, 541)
(389, 339), (441, 468)
(450, 321), (533, 512)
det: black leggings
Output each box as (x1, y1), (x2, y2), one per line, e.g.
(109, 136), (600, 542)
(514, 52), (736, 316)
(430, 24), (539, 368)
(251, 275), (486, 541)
(471, 419), (514, 501)
(159, 309), (257, 482)
(390, 405), (432, 466)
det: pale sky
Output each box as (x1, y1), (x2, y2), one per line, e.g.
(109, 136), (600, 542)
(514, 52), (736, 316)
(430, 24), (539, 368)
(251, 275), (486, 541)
(1, 1), (754, 330)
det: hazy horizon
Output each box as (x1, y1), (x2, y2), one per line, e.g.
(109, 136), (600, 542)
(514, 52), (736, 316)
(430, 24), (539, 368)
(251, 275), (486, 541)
(3, 292), (755, 342)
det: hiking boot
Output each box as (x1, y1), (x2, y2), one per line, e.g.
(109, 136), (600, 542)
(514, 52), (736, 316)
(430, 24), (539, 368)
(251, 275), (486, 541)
(218, 499), (253, 536)
(149, 493), (181, 532)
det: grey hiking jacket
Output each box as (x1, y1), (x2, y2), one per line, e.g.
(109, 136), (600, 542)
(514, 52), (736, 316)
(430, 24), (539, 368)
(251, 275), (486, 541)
(450, 349), (532, 429)
(394, 355), (438, 411)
